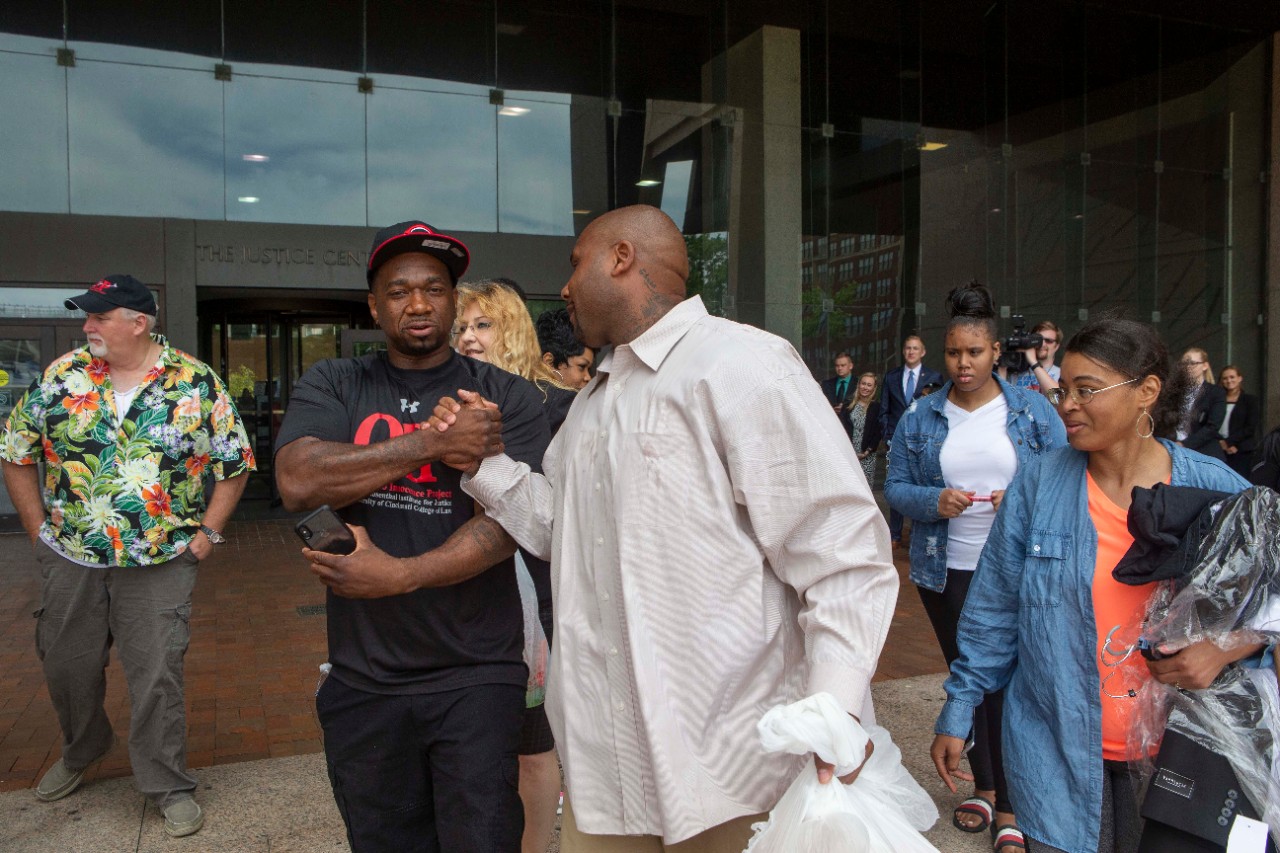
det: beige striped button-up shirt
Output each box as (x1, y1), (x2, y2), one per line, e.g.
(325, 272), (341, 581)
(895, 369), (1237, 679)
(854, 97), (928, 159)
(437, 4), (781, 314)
(464, 296), (897, 843)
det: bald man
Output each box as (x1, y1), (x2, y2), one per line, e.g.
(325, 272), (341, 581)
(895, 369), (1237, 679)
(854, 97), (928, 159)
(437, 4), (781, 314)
(356, 206), (897, 851)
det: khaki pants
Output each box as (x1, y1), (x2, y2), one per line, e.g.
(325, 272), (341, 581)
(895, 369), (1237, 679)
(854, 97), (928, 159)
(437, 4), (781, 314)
(560, 795), (766, 853)
(34, 541), (199, 808)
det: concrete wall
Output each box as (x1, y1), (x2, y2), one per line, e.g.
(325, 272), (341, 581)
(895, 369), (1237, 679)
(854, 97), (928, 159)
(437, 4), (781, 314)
(0, 212), (577, 354)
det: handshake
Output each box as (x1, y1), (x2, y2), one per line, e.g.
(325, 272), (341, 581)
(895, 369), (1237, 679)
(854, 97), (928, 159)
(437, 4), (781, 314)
(421, 389), (506, 476)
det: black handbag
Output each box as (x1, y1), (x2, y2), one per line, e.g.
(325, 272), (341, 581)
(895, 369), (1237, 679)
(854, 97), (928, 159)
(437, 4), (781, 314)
(1138, 730), (1273, 852)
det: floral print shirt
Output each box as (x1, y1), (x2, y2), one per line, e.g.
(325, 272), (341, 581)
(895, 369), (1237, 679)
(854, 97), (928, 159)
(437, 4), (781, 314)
(1, 335), (255, 566)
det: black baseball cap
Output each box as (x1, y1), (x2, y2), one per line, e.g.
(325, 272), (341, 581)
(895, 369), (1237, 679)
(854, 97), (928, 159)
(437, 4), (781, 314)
(366, 221), (470, 287)
(64, 274), (157, 316)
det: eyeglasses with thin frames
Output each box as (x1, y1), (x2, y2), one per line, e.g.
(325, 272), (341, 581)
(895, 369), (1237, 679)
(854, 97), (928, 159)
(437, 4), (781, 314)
(1046, 377), (1139, 408)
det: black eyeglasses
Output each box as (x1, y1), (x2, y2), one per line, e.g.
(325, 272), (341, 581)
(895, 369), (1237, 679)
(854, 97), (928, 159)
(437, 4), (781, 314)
(1045, 377), (1139, 407)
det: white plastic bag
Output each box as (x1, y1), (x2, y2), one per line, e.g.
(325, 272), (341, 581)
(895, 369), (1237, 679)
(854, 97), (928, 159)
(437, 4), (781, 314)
(743, 693), (939, 853)
(514, 552), (548, 708)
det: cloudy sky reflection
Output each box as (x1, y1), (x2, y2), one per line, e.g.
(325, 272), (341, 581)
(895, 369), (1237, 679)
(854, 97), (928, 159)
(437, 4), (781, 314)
(0, 34), (577, 235)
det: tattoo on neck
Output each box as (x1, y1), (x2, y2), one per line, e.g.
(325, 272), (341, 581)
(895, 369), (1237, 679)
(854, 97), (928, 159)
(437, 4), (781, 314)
(639, 268), (658, 293)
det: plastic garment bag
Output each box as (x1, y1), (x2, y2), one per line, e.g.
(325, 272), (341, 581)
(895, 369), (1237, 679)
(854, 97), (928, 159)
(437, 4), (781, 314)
(1131, 487), (1280, 840)
(742, 693), (939, 853)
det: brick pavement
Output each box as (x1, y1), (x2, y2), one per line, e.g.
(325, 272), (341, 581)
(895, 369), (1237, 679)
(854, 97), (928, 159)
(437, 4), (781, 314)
(0, 519), (328, 793)
(0, 516), (943, 794)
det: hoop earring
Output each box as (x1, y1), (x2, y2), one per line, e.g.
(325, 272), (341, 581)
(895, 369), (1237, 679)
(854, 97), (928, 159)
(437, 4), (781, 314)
(1136, 410), (1155, 440)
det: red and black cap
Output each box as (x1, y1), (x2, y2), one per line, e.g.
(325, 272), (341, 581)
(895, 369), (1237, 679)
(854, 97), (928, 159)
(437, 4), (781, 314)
(367, 221), (470, 287)
(64, 274), (157, 316)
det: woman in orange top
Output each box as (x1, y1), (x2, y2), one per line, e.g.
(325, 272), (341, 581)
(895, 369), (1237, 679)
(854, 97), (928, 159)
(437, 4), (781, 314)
(930, 316), (1256, 853)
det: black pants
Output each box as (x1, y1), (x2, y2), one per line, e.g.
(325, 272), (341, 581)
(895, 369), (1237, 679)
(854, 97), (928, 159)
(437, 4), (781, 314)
(889, 506), (905, 541)
(317, 677), (525, 853)
(1028, 760), (1143, 853)
(918, 570), (1011, 814)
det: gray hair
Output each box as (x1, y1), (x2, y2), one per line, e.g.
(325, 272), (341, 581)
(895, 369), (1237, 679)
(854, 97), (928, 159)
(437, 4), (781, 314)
(121, 308), (158, 333)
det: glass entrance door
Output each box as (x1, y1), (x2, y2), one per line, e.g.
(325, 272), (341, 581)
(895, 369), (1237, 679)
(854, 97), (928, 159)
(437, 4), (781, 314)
(0, 325), (56, 529)
(204, 307), (370, 503)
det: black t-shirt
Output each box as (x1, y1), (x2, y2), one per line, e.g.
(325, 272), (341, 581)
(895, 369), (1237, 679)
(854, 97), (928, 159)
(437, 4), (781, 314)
(539, 382), (576, 438)
(274, 351), (550, 695)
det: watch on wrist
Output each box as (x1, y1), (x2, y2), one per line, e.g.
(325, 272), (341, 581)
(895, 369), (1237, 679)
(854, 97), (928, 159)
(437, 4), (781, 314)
(199, 524), (226, 545)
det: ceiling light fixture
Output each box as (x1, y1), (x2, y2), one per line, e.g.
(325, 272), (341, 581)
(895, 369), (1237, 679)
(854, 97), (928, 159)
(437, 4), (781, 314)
(498, 106), (530, 116)
(242, 154), (269, 162)
(238, 196), (260, 203)
(636, 179), (661, 187)
(918, 141), (948, 151)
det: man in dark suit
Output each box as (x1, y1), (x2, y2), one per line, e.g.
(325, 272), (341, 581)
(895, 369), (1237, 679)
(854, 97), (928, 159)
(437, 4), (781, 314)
(821, 352), (856, 440)
(878, 335), (943, 545)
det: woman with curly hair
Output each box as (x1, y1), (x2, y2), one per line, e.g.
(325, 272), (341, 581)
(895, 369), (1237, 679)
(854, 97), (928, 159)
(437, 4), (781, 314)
(455, 279), (574, 853)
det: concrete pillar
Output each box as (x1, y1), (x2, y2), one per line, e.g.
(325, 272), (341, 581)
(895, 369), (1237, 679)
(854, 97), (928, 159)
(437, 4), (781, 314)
(162, 219), (198, 354)
(703, 26), (803, 348)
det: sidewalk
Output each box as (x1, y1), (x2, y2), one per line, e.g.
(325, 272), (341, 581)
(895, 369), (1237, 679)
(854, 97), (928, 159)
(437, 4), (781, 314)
(0, 515), (990, 852)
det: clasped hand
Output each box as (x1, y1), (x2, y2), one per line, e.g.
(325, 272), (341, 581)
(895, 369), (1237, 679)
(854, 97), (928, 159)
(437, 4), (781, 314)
(423, 389), (504, 474)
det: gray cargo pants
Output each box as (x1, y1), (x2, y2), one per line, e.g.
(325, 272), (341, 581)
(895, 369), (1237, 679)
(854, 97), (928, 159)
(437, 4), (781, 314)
(33, 541), (200, 808)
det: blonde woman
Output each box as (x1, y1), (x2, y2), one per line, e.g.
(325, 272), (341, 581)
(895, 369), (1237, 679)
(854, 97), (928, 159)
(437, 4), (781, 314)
(849, 371), (882, 484)
(454, 279), (572, 853)
(1178, 347), (1226, 461)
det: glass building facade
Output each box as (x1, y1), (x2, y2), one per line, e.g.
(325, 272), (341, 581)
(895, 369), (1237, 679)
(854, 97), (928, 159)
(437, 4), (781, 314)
(1, 1), (1278, 515)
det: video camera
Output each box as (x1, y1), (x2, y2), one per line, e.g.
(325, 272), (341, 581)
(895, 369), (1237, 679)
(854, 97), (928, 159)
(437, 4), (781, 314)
(998, 314), (1044, 374)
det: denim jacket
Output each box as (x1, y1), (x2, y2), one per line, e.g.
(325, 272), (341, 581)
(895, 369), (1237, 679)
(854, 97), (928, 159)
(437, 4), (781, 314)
(884, 375), (1066, 592)
(936, 441), (1249, 853)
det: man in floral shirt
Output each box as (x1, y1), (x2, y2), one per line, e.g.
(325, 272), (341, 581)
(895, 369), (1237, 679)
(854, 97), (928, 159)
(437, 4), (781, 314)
(0, 274), (253, 838)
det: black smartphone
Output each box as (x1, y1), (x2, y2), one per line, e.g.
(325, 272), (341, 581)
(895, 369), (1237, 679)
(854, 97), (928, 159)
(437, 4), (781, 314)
(294, 506), (357, 555)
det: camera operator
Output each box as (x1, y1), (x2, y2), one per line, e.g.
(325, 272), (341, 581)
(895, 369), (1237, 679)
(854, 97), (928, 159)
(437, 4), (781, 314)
(997, 318), (1060, 393)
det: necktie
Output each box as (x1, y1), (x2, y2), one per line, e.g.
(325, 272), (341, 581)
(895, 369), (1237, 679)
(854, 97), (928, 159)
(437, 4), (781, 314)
(904, 369), (916, 401)
(837, 378), (847, 401)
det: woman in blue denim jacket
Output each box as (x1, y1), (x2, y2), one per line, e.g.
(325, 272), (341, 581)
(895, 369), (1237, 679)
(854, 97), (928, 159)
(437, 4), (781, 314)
(931, 317), (1256, 853)
(886, 285), (1066, 852)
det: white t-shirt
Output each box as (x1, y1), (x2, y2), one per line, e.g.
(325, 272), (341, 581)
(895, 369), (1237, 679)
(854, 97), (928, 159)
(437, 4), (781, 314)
(1220, 402), (1235, 439)
(113, 386), (140, 422)
(939, 395), (1018, 571)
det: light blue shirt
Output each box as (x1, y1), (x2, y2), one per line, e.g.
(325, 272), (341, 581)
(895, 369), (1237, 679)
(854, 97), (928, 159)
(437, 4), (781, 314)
(936, 440), (1249, 853)
(884, 374), (1066, 592)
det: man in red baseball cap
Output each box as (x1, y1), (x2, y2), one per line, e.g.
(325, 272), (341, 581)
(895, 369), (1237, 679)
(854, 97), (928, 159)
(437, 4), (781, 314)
(365, 220), (471, 286)
(275, 222), (550, 852)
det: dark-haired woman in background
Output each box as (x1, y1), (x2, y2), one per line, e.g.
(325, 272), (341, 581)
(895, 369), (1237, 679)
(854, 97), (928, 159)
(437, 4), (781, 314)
(535, 307), (595, 391)
(887, 284), (1064, 853)
(1217, 364), (1259, 478)
(932, 317), (1254, 853)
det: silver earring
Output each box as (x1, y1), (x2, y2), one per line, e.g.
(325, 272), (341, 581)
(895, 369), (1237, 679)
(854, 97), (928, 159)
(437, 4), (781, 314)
(1136, 410), (1155, 439)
